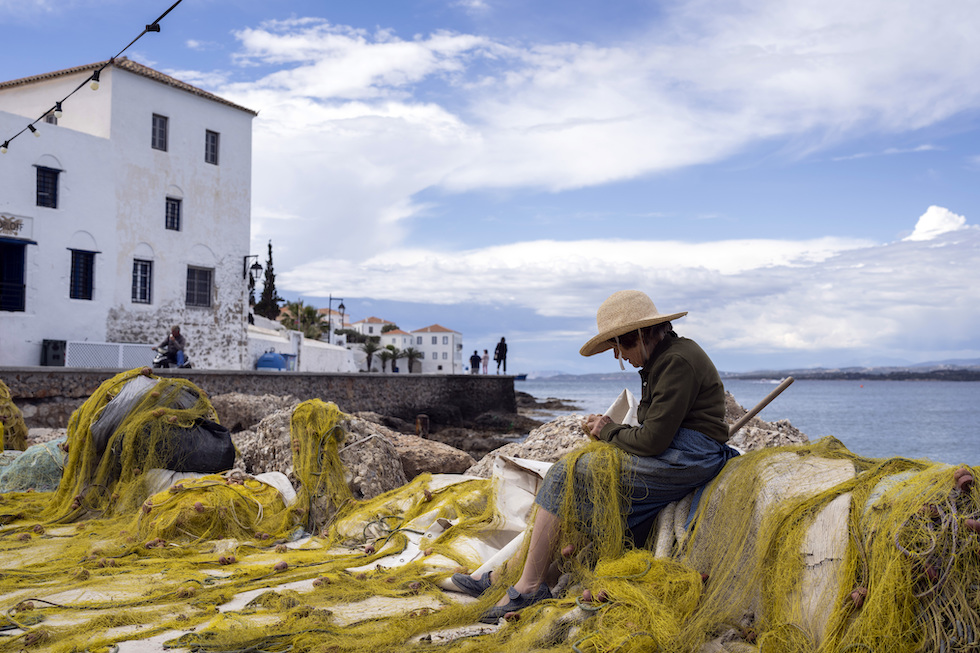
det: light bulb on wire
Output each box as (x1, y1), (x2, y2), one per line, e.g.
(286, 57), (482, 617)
(54, 102), (63, 118)
(90, 70), (100, 91)
(28, 125), (40, 138)
(1, 141), (8, 154)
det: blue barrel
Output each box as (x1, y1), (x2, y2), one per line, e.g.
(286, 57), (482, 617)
(255, 351), (287, 371)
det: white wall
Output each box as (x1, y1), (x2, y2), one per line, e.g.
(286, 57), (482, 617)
(246, 325), (356, 373)
(0, 108), (115, 366)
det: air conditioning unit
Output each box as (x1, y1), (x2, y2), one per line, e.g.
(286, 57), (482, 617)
(41, 339), (66, 366)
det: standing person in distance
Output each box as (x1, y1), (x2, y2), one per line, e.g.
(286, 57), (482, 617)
(469, 350), (481, 375)
(494, 337), (507, 374)
(481, 349), (490, 374)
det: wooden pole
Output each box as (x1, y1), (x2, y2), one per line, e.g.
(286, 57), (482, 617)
(728, 376), (795, 437)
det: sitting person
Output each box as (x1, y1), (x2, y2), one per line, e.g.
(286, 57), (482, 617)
(452, 289), (739, 622)
(158, 325), (187, 366)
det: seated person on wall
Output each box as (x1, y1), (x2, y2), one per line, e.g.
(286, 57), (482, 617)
(158, 325), (186, 366)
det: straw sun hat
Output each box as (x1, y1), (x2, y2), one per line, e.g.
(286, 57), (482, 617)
(579, 290), (687, 357)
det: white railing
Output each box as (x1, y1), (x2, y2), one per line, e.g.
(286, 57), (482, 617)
(65, 341), (154, 368)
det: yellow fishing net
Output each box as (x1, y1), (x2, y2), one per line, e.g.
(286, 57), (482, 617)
(0, 369), (977, 653)
(0, 379), (28, 451)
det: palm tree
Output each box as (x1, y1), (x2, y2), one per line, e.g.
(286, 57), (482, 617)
(377, 349), (395, 373)
(360, 340), (381, 372)
(402, 347), (422, 374)
(385, 345), (402, 373)
(279, 299), (327, 340)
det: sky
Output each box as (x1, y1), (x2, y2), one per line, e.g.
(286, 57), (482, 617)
(2, 0), (979, 374)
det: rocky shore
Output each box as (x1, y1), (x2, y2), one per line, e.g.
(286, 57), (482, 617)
(21, 388), (807, 502)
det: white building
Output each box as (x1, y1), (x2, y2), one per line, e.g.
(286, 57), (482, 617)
(411, 324), (463, 374)
(0, 58), (256, 369)
(351, 316), (394, 338)
(380, 328), (413, 351)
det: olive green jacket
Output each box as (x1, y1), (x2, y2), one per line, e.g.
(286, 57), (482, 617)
(598, 333), (728, 457)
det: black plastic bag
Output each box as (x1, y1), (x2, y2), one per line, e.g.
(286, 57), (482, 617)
(156, 418), (236, 473)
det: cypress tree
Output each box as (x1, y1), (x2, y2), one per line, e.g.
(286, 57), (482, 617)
(254, 240), (284, 320)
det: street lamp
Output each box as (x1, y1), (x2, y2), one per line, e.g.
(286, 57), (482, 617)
(242, 254), (262, 281)
(327, 294), (345, 344)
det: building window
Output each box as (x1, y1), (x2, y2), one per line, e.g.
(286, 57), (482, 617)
(205, 130), (219, 165)
(368, 326), (374, 334)
(0, 241), (27, 312)
(132, 259), (153, 304)
(431, 336), (438, 345)
(416, 336), (422, 345)
(44, 111), (58, 125)
(442, 336), (449, 345)
(132, 259), (152, 304)
(431, 352), (437, 360)
(186, 266), (212, 307)
(152, 114), (168, 151)
(69, 250), (96, 300)
(36, 166), (60, 208)
(165, 197), (181, 231)
(442, 352), (448, 360)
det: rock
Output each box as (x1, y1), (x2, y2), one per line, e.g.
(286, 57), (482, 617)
(424, 427), (518, 462)
(27, 427), (68, 446)
(350, 413), (476, 479)
(233, 408), (474, 500)
(211, 392), (301, 432)
(725, 391), (809, 451)
(339, 428), (407, 501)
(471, 411), (543, 433)
(233, 405), (299, 483)
(729, 418), (808, 451)
(465, 415), (592, 478)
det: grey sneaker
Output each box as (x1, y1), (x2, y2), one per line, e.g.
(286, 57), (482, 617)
(451, 571), (493, 598)
(479, 584), (551, 624)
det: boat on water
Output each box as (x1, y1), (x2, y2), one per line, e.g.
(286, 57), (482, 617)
(514, 373), (527, 380)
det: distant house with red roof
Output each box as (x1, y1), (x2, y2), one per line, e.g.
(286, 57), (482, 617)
(380, 328), (413, 351)
(351, 316), (394, 338)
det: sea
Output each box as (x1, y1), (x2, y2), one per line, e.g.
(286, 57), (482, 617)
(519, 375), (980, 466)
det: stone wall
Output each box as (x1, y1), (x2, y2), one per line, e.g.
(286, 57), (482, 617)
(0, 368), (517, 429)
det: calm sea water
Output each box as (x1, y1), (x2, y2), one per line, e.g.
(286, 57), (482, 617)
(520, 376), (980, 466)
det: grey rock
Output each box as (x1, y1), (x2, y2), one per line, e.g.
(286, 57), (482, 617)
(211, 392), (300, 432)
(465, 415), (592, 478)
(350, 412), (476, 479)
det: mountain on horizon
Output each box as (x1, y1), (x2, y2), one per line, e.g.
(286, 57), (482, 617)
(529, 358), (980, 380)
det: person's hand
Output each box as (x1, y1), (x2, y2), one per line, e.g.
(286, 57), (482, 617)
(584, 414), (611, 439)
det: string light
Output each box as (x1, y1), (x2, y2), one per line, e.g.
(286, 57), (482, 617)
(0, 0), (183, 153)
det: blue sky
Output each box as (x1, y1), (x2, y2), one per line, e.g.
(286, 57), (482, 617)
(2, 0), (979, 374)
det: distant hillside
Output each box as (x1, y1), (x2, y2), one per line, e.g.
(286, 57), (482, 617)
(530, 360), (980, 382)
(721, 360), (980, 381)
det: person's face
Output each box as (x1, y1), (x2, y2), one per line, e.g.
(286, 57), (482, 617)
(611, 341), (645, 368)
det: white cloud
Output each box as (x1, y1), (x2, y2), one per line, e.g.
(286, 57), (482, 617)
(280, 235), (874, 313)
(276, 212), (980, 369)
(832, 145), (940, 161)
(903, 206), (969, 241)
(203, 0), (980, 265)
